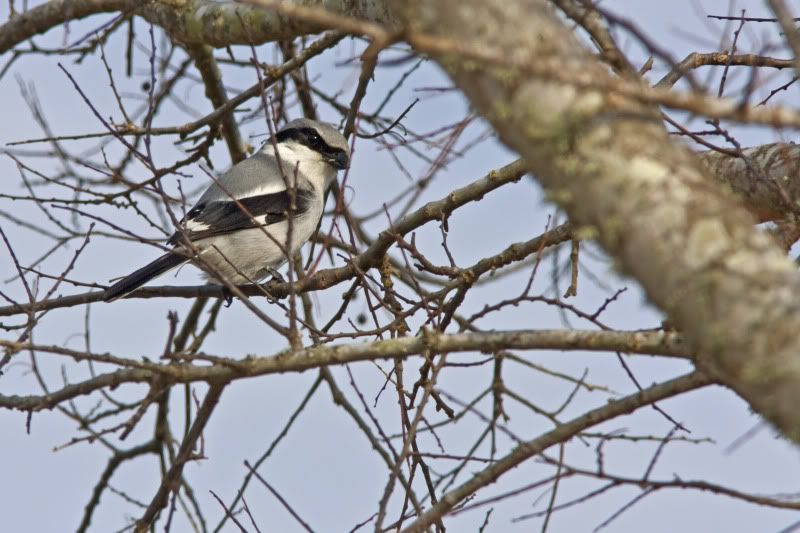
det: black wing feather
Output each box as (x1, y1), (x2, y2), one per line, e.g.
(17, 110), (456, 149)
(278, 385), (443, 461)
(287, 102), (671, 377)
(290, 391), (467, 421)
(167, 189), (314, 245)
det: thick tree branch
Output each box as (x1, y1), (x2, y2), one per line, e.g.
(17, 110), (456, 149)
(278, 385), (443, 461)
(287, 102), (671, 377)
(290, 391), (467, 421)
(389, 0), (800, 442)
(0, 0), (390, 56)
(0, 0), (137, 55)
(142, 0), (396, 47)
(699, 143), (800, 223)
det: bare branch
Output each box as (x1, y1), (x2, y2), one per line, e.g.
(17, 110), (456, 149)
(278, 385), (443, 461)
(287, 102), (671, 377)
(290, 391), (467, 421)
(0, 328), (690, 413)
(401, 371), (713, 532)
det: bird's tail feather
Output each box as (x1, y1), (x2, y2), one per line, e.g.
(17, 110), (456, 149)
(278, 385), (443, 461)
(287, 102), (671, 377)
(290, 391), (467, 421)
(103, 253), (186, 302)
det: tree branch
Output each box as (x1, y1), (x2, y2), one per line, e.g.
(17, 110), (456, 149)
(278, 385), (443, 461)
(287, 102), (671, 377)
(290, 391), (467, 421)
(390, 0), (800, 442)
(135, 383), (225, 531)
(0, 0), (137, 55)
(141, 0), (396, 47)
(0, 328), (690, 413)
(400, 370), (713, 532)
(185, 43), (246, 163)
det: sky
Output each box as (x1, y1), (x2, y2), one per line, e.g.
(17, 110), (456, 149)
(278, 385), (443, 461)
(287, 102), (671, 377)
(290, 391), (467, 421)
(0, 1), (799, 532)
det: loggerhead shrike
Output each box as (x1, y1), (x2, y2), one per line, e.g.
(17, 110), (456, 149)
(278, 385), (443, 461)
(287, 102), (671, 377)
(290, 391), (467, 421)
(103, 118), (350, 302)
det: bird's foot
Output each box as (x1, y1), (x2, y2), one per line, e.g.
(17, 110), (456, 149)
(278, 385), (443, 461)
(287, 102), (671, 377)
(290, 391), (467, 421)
(221, 286), (234, 307)
(266, 267), (285, 284)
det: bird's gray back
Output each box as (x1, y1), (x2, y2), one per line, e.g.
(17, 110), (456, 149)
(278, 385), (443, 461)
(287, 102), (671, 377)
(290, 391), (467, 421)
(197, 152), (306, 204)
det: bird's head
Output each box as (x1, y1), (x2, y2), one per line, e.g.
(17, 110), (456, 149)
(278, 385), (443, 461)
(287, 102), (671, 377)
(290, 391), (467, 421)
(273, 118), (350, 171)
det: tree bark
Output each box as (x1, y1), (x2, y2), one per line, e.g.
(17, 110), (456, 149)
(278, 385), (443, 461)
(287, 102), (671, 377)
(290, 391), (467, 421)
(0, 0), (395, 53)
(389, 0), (800, 443)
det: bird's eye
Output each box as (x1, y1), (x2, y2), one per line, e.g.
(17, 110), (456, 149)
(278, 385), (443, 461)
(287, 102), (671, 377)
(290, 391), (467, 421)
(302, 128), (323, 148)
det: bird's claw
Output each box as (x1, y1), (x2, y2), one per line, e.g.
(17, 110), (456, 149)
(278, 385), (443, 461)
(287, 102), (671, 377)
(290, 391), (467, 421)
(266, 267), (285, 284)
(221, 286), (234, 307)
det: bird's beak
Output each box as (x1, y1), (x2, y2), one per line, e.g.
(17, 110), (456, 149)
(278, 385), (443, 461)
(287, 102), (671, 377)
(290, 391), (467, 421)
(329, 152), (349, 170)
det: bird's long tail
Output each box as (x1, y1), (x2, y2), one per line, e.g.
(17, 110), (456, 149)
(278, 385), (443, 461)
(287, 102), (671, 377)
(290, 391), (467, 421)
(103, 253), (186, 302)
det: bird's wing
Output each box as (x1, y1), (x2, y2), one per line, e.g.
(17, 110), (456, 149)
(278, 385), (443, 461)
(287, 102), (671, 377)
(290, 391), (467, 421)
(167, 188), (315, 245)
(169, 150), (317, 245)
(195, 152), (291, 204)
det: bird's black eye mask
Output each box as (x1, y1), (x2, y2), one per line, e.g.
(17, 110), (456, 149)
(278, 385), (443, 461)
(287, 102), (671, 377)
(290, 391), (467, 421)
(275, 127), (347, 162)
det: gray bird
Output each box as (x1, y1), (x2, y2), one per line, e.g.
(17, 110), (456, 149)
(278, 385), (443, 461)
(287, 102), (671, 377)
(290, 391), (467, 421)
(103, 118), (350, 302)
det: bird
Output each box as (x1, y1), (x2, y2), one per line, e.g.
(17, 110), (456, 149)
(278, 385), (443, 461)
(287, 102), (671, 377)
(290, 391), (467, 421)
(103, 118), (350, 303)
